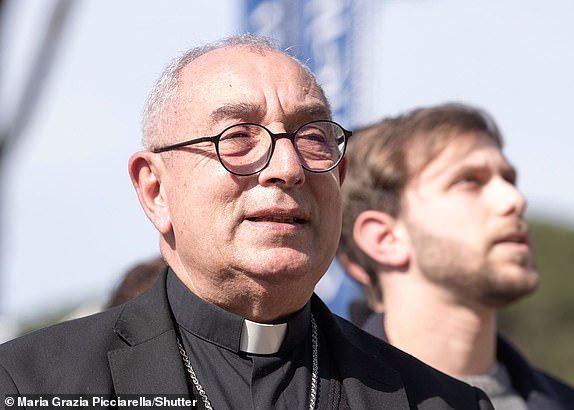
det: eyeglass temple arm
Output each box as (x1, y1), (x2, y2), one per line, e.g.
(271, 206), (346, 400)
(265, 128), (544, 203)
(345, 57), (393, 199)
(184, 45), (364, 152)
(152, 136), (216, 153)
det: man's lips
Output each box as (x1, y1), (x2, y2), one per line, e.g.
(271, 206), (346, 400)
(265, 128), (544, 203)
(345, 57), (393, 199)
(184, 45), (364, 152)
(245, 209), (308, 224)
(493, 231), (531, 247)
(246, 216), (306, 223)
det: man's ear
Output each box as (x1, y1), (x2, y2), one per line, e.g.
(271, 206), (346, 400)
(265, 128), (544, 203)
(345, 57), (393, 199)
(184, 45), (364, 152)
(128, 151), (172, 235)
(353, 210), (410, 268)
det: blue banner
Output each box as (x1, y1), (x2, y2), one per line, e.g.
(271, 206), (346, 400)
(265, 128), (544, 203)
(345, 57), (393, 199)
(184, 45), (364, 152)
(243, 0), (355, 125)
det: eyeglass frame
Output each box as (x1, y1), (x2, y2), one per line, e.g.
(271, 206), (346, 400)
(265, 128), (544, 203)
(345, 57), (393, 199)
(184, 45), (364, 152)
(151, 119), (352, 176)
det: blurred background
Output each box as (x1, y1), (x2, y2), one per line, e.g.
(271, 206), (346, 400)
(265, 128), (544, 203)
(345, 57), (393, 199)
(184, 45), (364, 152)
(1, 0), (572, 383)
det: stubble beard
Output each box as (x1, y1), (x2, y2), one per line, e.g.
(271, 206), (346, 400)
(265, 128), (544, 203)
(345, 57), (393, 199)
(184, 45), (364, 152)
(410, 228), (539, 309)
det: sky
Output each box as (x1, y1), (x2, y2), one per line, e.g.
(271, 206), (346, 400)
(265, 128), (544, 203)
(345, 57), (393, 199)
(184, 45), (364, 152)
(1, 0), (573, 324)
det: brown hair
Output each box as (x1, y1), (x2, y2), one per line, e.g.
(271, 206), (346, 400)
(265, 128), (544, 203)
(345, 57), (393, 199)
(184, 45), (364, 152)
(339, 102), (504, 283)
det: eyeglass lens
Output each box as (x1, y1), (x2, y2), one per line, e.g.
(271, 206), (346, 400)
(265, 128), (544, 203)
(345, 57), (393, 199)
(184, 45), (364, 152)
(217, 121), (345, 175)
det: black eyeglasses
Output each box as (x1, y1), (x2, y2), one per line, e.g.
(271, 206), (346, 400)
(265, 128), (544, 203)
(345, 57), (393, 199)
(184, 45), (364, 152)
(152, 120), (352, 176)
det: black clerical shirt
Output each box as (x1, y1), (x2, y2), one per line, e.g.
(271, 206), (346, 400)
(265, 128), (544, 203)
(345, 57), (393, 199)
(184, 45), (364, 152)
(167, 270), (331, 409)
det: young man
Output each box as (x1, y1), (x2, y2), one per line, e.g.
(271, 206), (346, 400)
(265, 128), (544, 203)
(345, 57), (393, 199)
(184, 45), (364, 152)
(339, 102), (574, 409)
(0, 37), (491, 409)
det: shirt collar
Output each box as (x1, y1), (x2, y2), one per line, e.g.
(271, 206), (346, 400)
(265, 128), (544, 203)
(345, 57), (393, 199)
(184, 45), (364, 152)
(166, 268), (310, 355)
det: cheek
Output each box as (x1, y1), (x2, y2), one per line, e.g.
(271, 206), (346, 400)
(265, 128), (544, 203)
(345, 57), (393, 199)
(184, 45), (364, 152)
(166, 170), (232, 231)
(448, 201), (488, 234)
(408, 201), (478, 240)
(313, 176), (343, 231)
(427, 196), (486, 222)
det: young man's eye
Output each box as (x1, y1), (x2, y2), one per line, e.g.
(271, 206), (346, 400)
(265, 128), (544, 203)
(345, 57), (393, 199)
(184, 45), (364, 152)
(458, 175), (481, 184)
(453, 174), (485, 189)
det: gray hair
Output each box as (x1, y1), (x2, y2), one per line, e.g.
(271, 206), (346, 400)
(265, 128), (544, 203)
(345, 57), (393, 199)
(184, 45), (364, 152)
(141, 33), (328, 149)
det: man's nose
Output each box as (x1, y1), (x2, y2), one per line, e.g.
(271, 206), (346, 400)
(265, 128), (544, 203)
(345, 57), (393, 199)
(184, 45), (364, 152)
(258, 137), (305, 187)
(493, 177), (527, 217)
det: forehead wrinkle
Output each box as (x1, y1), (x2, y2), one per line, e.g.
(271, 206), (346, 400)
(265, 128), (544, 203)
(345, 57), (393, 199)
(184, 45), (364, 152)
(415, 142), (512, 193)
(405, 140), (473, 197)
(410, 133), (484, 181)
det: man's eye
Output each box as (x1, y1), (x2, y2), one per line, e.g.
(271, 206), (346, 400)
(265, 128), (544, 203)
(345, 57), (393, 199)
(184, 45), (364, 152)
(222, 131), (251, 141)
(456, 175), (483, 186)
(303, 132), (327, 142)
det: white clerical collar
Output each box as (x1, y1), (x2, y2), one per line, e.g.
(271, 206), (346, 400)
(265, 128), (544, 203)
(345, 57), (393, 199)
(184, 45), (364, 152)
(240, 319), (288, 355)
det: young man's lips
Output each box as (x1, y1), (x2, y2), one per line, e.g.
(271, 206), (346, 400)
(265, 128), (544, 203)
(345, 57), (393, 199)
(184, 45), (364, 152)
(494, 232), (531, 247)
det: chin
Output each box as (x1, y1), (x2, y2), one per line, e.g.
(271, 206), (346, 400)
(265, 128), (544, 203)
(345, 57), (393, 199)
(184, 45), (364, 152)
(483, 268), (539, 308)
(245, 260), (311, 280)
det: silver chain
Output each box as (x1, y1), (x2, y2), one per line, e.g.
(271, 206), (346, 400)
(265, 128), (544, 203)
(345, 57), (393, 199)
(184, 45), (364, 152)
(176, 314), (319, 410)
(308, 314), (319, 410)
(176, 337), (214, 410)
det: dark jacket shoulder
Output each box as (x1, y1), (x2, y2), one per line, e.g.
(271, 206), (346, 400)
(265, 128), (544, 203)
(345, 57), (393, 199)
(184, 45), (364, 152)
(0, 305), (125, 393)
(313, 297), (493, 409)
(361, 311), (574, 409)
(0, 268), (176, 394)
(497, 335), (574, 409)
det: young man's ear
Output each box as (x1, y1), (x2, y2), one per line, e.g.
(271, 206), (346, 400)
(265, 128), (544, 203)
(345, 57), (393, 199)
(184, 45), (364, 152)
(128, 151), (172, 235)
(353, 210), (410, 268)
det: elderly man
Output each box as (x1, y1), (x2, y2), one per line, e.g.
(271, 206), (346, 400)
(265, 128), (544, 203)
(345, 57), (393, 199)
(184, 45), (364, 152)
(0, 36), (492, 409)
(339, 103), (574, 409)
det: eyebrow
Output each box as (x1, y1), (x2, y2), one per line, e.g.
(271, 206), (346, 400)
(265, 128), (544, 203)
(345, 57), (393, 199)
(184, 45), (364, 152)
(302, 103), (332, 119)
(501, 164), (518, 183)
(209, 102), (332, 124)
(447, 162), (518, 183)
(210, 102), (261, 123)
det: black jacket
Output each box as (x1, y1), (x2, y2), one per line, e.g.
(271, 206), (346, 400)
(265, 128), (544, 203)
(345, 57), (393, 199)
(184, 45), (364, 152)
(0, 269), (492, 409)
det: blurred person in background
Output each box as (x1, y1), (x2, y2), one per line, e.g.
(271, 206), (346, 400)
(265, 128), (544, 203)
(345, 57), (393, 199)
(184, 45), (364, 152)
(0, 36), (492, 409)
(106, 256), (165, 308)
(339, 102), (574, 409)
